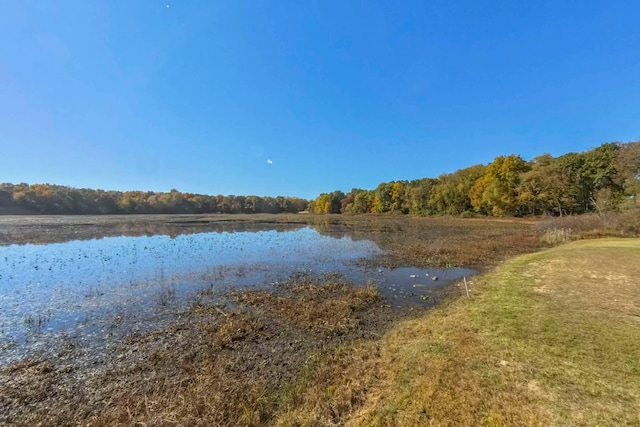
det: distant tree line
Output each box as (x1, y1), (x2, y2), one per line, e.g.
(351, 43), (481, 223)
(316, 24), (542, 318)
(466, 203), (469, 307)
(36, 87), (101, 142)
(0, 184), (309, 215)
(310, 141), (640, 217)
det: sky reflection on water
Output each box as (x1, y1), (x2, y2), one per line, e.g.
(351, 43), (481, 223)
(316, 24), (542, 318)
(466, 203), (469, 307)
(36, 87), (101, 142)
(0, 225), (473, 365)
(0, 227), (381, 363)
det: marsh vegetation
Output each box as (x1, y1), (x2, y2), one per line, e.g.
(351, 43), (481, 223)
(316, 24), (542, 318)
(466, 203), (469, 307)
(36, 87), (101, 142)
(0, 213), (639, 425)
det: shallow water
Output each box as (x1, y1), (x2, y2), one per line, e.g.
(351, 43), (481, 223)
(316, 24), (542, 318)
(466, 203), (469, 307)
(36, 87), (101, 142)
(0, 224), (473, 365)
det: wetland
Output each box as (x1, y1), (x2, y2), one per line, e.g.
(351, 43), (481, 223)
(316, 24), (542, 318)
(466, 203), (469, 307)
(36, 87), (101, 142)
(0, 214), (544, 425)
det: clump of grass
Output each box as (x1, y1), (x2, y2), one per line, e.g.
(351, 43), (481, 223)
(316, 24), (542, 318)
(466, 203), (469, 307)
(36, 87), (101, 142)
(236, 279), (381, 334)
(537, 208), (640, 240)
(23, 311), (51, 332)
(542, 227), (573, 244)
(215, 310), (266, 347)
(156, 287), (176, 307)
(349, 239), (640, 426)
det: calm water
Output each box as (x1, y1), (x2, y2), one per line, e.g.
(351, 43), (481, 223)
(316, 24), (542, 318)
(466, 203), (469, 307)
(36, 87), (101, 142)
(0, 225), (473, 365)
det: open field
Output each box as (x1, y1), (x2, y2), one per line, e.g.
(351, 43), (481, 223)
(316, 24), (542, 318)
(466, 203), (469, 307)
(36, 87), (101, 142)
(345, 239), (640, 426)
(1, 214), (639, 425)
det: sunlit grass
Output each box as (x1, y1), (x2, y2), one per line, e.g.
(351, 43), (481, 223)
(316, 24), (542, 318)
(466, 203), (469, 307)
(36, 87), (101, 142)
(347, 239), (640, 426)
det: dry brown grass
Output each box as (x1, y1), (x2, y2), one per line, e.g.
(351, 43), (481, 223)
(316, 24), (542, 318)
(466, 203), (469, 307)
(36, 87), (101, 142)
(0, 278), (394, 426)
(236, 281), (380, 334)
(536, 208), (640, 240)
(540, 227), (573, 244)
(275, 342), (383, 427)
(348, 239), (640, 426)
(342, 216), (544, 269)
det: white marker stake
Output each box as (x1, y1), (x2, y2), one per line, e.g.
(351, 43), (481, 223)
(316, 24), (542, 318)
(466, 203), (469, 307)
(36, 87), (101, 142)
(464, 277), (469, 298)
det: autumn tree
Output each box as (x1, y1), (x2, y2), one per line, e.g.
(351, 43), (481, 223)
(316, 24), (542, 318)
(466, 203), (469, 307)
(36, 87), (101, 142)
(0, 184), (14, 209)
(519, 154), (576, 216)
(340, 190), (357, 213)
(470, 155), (530, 216)
(581, 142), (623, 212)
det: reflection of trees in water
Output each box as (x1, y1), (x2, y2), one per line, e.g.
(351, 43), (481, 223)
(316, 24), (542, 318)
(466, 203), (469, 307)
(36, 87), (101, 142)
(0, 221), (307, 246)
(308, 219), (407, 252)
(306, 217), (541, 269)
(1, 215), (409, 249)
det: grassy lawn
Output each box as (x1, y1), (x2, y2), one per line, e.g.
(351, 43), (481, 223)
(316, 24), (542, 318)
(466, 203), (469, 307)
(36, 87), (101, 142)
(342, 239), (640, 426)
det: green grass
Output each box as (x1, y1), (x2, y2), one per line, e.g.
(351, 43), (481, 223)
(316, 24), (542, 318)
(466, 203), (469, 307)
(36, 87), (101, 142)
(347, 239), (640, 426)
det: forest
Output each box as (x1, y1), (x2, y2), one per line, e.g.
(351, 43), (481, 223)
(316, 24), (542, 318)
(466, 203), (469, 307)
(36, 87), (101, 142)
(310, 140), (640, 217)
(0, 185), (308, 215)
(2, 140), (638, 217)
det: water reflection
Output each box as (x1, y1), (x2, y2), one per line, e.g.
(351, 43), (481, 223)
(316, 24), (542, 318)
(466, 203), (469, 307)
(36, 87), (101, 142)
(0, 227), (380, 363)
(0, 223), (474, 366)
(0, 217), (307, 246)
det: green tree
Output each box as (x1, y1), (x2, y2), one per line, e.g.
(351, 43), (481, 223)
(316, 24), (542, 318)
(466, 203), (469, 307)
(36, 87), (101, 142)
(389, 181), (409, 213)
(372, 182), (394, 213)
(616, 141), (640, 206)
(429, 165), (485, 215)
(406, 178), (437, 215)
(352, 190), (374, 213)
(582, 143), (623, 212)
(520, 154), (576, 216)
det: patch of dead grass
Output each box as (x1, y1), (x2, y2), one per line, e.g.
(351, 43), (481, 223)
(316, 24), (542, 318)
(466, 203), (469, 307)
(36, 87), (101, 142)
(275, 343), (384, 427)
(323, 216), (545, 269)
(348, 238), (640, 426)
(236, 281), (381, 334)
(0, 277), (394, 426)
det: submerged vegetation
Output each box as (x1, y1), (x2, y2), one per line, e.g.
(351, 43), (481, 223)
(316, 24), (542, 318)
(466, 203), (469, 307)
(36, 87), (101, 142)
(0, 276), (395, 426)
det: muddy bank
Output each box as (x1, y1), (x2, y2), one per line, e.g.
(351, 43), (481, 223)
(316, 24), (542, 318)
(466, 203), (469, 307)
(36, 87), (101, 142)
(0, 275), (430, 426)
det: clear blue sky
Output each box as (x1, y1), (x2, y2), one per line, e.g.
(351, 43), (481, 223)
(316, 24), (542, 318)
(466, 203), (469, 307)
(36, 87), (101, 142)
(1, 0), (639, 199)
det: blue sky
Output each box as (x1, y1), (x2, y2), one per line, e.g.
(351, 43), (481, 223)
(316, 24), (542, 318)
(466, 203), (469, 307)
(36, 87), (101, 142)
(1, 0), (639, 199)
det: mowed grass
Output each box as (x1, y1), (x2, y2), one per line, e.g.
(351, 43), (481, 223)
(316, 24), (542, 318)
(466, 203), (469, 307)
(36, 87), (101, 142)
(342, 239), (640, 426)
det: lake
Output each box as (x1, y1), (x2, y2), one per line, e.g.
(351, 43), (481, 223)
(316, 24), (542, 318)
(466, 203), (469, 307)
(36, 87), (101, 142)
(0, 222), (474, 366)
